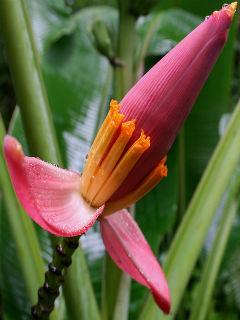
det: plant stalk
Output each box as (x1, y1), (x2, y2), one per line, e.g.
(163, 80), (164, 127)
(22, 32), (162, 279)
(31, 237), (80, 319)
(114, 1), (137, 100)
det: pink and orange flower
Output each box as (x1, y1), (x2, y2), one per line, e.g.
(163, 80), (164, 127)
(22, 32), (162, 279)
(3, 3), (237, 314)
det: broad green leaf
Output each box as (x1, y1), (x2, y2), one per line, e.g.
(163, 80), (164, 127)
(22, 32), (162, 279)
(138, 9), (201, 57)
(27, 0), (74, 52)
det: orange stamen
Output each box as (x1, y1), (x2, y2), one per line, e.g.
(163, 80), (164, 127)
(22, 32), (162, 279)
(91, 131), (150, 207)
(86, 120), (136, 202)
(81, 100), (124, 198)
(104, 156), (167, 215)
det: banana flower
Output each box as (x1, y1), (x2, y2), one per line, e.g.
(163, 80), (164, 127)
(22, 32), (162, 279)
(3, 3), (237, 314)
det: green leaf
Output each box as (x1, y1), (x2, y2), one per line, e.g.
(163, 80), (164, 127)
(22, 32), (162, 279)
(139, 9), (201, 57)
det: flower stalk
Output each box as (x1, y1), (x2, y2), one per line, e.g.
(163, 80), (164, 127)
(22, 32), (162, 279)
(31, 237), (80, 320)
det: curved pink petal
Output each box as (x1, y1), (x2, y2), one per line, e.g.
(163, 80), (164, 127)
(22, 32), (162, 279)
(111, 4), (236, 199)
(4, 135), (104, 237)
(100, 209), (170, 314)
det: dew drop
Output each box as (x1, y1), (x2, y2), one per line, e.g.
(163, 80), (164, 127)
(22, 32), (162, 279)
(222, 3), (229, 8)
(205, 15), (210, 21)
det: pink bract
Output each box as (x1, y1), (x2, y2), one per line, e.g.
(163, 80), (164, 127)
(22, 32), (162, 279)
(4, 135), (104, 237)
(100, 209), (171, 314)
(111, 5), (235, 199)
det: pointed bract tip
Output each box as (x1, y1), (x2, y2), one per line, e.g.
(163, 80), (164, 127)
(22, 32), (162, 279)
(230, 2), (238, 11)
(4, 135), (24, 161)
(223, 2), (238, 17)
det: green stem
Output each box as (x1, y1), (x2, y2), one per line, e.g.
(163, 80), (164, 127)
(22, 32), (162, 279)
(139, 99), (240, 320)
(31, 237), (80, 320)
(101, 3), (137, 320)
(0, 116), (45, 304)
(114, 1), (137, 99)
(0, 1), (99, 319)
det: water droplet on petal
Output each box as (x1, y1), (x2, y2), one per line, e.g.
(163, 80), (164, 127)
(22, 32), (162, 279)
(222, 3), (229, 8)
(205, 15), (210, 21)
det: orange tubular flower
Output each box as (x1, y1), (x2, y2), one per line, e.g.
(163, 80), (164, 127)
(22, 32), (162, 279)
(3, 3), (237, 314)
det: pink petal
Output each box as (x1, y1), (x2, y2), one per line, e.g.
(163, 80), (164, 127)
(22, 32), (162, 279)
(100, 209), (170, 314)
(111, 4), (235, 199)
(4, 135), (104, 237)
